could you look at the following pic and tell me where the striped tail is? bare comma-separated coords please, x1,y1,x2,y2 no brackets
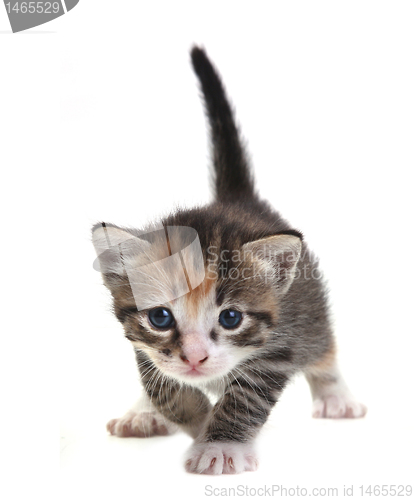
191,46,255,202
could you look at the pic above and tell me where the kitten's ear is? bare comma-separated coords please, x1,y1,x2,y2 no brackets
92,223,151,275
242,234,302,295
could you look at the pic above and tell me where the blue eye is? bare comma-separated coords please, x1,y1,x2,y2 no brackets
148,308,175,329
219,309,242,329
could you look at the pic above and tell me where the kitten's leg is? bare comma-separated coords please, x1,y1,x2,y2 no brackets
106,392,179,438
185,368,290,474
305,345,367,418
138,353,212,439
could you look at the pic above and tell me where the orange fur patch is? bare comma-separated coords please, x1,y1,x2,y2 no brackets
307,342,337,375
184,273,216,318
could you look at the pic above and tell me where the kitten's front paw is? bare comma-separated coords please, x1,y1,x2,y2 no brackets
107,411,178,438
185,442,258,475
312,394,367,419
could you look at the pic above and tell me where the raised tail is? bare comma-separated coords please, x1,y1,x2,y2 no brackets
191,46,255,202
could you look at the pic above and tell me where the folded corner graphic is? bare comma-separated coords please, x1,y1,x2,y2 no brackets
93,226,206,311
64,0,78,11
3,0,79,33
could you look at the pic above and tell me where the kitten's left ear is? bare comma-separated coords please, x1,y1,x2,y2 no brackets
242,234,302,295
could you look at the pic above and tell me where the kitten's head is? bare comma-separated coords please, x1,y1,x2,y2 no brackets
92,212,301,386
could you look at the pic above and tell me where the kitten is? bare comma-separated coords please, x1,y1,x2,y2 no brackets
92,46,366,475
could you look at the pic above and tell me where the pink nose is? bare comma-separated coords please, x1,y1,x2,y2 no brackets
180,351,209,367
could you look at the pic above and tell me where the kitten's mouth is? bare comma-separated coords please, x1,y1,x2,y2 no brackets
185,367,204,377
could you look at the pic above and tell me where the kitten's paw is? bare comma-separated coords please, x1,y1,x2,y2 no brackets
107,411,178,438
185,442,258,475
312,394,367,419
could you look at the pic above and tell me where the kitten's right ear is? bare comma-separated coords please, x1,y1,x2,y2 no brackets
242,233,302,296
92,223,151,275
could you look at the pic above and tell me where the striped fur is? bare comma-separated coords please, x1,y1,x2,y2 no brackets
93,47,366,474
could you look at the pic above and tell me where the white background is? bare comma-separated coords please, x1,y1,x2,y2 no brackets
1,1,413,499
